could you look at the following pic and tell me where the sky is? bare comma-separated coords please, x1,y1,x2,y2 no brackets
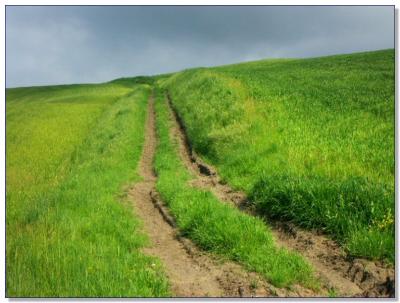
6,6,394,88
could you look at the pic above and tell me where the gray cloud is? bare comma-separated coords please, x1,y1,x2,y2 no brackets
6,6,394,87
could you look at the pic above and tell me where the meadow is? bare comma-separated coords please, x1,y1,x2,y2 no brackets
6,83,169,296
161,49,395,262
6,49,394,297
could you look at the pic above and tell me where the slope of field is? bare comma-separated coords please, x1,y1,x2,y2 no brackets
6,83,169,296
161,49,395,262
6,49,395,298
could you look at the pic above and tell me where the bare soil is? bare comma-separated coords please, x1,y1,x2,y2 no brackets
166,93,395,298
128,95,296,297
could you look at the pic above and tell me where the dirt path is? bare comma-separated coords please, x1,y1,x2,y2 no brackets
165,93,395,298
128,94,287,297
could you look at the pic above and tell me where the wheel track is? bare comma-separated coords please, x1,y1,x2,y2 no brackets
128,94,288,297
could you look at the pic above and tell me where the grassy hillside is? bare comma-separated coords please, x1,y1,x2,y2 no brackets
161,49,395,262
6,49,394,297
6,83,169,296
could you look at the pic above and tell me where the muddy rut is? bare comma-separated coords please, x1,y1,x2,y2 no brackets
128,95,286,297
165,93,395,298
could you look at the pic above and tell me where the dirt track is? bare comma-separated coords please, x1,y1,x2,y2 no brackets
165,93,395,298
128,94,290,297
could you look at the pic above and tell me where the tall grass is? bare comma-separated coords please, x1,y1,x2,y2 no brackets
162,49,395,262
153,88,316,289
6,83,170,296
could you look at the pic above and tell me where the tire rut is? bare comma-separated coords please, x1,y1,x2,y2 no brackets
165,92,395,298
128,94,278,297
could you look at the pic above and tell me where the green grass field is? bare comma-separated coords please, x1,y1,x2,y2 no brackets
162,49,394,262
6,83,170,296
6,49,395,297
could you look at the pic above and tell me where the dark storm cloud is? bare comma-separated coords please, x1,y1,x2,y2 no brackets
6,6,394,87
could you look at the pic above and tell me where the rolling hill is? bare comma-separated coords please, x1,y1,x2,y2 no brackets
6,49,394,297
